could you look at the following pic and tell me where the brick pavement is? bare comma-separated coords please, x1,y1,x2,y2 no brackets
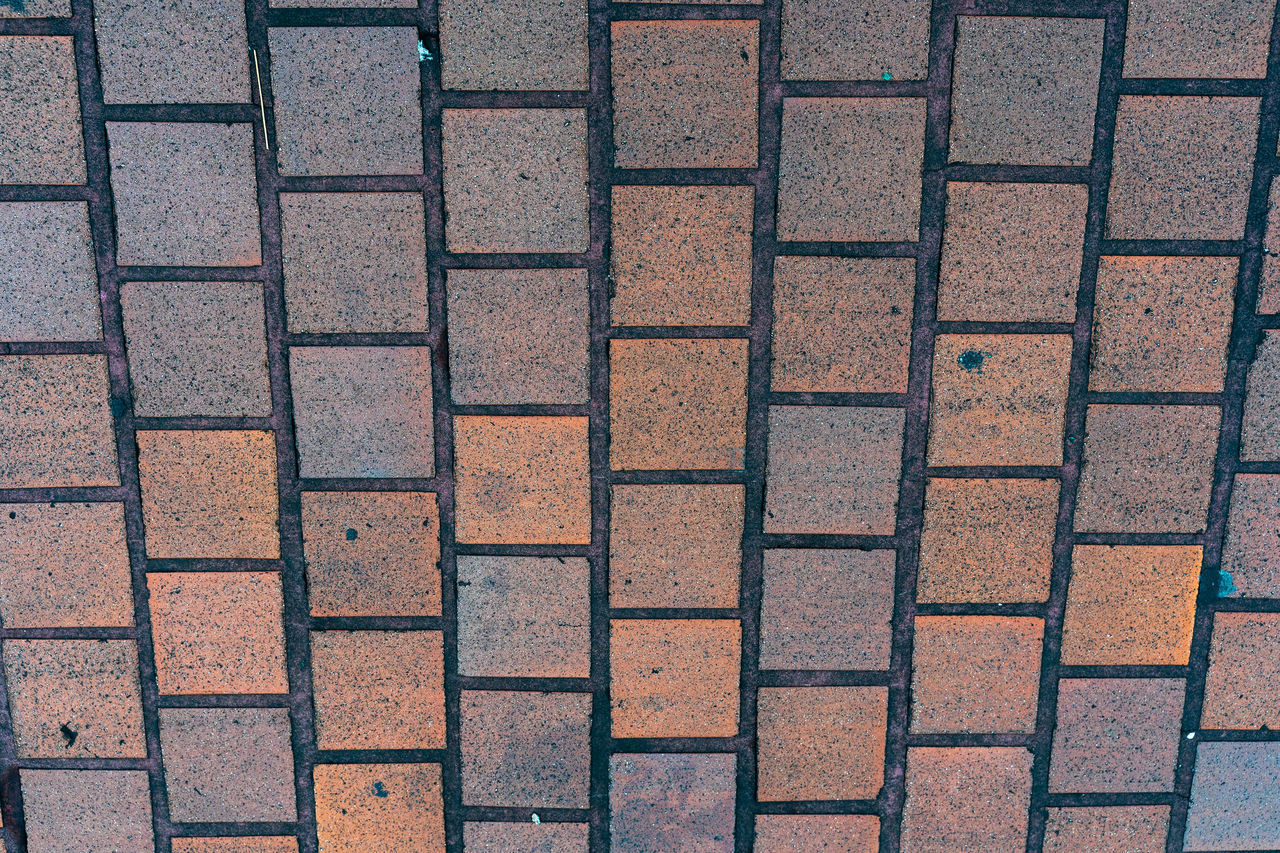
2,0,1280,850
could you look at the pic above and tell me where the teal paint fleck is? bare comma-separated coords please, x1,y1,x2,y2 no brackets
1218,569,1238,597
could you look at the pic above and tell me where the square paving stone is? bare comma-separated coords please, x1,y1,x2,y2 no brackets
136,430,279,558
280,193,429,334
442,109,588,253
268,26,421,176
107,122,261,266
756,686,888,801
949,16,1103,166
610,338,748,470
937,182,1088,323
301,491,441,617
0,502,134,629
0,36,85,184
0,355,119,488
781,0,930,81
453,415,590,545
314,763,444,853
1074,405,1220,533
1061,545,1201,666
1201,612,1280,729
93,0,248,103
1260,180,1280,312
759,549,895,670
148,571,289,695
457,556,591,678
439,0,587,91
1241,330,1280,460
901,747,1032,853
1221,474,1280,597
764,405,904,535
610,484,743,609
159,707,296,822
289,346,435,479
460,690,591,808
927,334,1073,466
1044,806,1169,853
22,770,153,853
0,202,100,342
1185,742,1280,850
777,97,925,241
121,281,271,417
3,639,145,759
611,21,758,168
754,815,880,853
1049,678,1184,793
610,185,754,327
610,618,740,738
311,630,445,749
1124,0,1273,79
609,753,735,853
1107,96,1259,240
771,256,915,393
447,268,589,404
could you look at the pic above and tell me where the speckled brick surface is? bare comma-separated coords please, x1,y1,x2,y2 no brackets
5,1,1280,851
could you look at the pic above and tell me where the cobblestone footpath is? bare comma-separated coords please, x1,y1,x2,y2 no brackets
2,0,1280,850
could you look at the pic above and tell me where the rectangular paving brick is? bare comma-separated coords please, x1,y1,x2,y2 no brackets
0,202,100,342
22,770,154,853
754,815,880,853
1184,742,1280,851
172,840,299,853
1241,330,1280,460
1044,806,1170,853
1124,0,1273,78
0,36,86,185
1221,473,1280,597
1201,612,1280,729
464,823,588,851
438,0,587,91
314,763,444,853
781,0,930,81
609,753,735,853
901,747,1033,853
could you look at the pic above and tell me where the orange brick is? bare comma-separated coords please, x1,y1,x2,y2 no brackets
1044,806,1169,853
754,815,880,852
1201,612,1280,729
172,839,298,853
756,686,887,801
314,763,444,853
901,747,1032,853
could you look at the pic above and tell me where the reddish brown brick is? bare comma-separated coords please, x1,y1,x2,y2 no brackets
949,16,1103,166
159,708,296,822
910,616,1043,734
1222,474,1280,597
453,415,590,545
106,122,260,266
279,193,429,334
759,549,894,670
754,815,880,853
609,753,735,852
937,182,1087,322
0,202,99,342
927,334,1073,466
1043,806,1170,853
121,281,271,417
1107,96,1259,240
148,571,289,695
1049,678,1183,793
311,630,445,749
22,770,153,853
0,36,85,184
314,763,444,853
609,484,743,609
290,346,435,479
438,0,587,91
757,686,887,801
456,556,590,678
301,491,441,617
1061,545,1201,666
610,338,748,471
777,97,925,241
3,639,144,759
610,618,740,738
1201,612,1280,729
611,21,758,169
781,0,929,81
901,747,1033,853
1090,256,1236,392
460,690,591,808
610,185,753,327
137,430,279,558
1124,0,1273,78
0,502,133,629
764,405,904,535
463,823,587,852
442,109,588,253
446,269,589,404
771,256,915,393
1242,331,1280,460
268,27,422,176
0,355,118,488
917,478,1059,604
1261,180,1280,312
1074,405,1220,533
172,839,298,853
1184,742,1280,850
93,0,247,103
